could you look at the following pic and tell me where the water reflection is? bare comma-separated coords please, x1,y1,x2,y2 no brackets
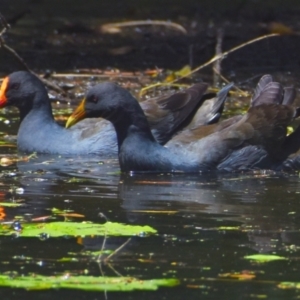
16,155,300,218
0,151,297,298
14,155,300,256
118,171,296,219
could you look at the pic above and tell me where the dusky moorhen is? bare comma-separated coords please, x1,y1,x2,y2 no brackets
0,71,224,155
66,75,299,173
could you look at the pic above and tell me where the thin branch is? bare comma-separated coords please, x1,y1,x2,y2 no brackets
1,43,31,72
97,233,107,263
212,67,249,97
172,33,279,83
101,20,187,35
139,83,189,97
97,212,109,262
0,11,64,94
0,43,64,94
106,262,124,277
104,238,132,263
140,33,279,95
213,28,223,86
0,11,10,35
51,72,139,79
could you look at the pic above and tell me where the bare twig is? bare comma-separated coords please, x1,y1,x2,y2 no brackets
38,76,65,94
0,11,10,34
172,33,279,83
106,263,124,277
97,261,107,300
97,234,107,263
96,212,109,262
212,67,249,97
104,238,132,263
139,83,189,97
213,28,223,86
0,11,65,94
0,42,64,94
101,20,187,35
1,43,31,71
140,33,279,95
51,72,139,79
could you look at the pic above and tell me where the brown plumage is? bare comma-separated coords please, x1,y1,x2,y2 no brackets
66,74,300,172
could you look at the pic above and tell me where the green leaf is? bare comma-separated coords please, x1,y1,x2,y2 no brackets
244,254,287,262
0,202,22,207
218,226,239,230
0,221,157,237
0,274,179,291
278,282,300,289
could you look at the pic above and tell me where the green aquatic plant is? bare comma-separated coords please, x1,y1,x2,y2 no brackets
0,202,22,207
244,254,287,262
0,221,157,237
0,273,179,291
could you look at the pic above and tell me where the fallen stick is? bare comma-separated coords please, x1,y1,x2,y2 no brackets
0,11,65,94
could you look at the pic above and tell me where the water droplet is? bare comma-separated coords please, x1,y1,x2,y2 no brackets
15,188,24,194
39,233,50,241
34,178,47,182
11,221,22,231
37,260,44,266
7,172,17,177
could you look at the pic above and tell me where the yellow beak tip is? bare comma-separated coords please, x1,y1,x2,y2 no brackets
66,98,86,129
65,117,76,129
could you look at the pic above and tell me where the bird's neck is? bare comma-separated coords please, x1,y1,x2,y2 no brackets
19,90,54,122
112,105,156,150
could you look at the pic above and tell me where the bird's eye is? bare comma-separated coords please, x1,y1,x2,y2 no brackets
91,96,98,103
10,83,20,90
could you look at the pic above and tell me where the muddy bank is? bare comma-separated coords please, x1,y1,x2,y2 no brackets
1,0,300,79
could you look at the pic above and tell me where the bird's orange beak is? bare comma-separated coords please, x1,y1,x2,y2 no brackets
66,98,87,128
0,77,9,108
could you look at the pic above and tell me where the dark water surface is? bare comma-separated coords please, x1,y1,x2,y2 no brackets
1,0,300,298
0,110,300,299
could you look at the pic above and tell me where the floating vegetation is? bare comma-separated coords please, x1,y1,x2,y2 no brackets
0,221,157,238
244,254,287,263
0,202,22,207
219,271,256,280
0,273,179,291
278,282,300,289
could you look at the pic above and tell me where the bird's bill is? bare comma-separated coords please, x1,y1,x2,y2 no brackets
65,98,87,128
0,77,9,108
